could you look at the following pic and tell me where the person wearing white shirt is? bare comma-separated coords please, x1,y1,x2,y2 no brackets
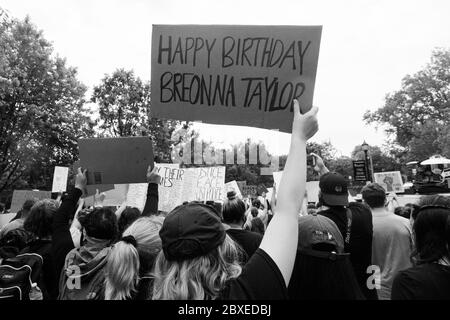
361,183,413,300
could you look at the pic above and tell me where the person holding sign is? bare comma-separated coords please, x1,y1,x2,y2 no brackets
153,100,318,299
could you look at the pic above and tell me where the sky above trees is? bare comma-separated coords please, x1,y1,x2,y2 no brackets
2,0,450,156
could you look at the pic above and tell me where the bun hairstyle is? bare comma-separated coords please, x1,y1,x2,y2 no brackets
222,190,246,224
104,216,164,300
227,190,237,200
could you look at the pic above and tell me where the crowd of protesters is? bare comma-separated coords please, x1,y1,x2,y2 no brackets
0,99,449,300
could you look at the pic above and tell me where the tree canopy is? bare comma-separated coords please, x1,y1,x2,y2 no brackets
91,69,183,162
364,48,450,160
0,15,94,192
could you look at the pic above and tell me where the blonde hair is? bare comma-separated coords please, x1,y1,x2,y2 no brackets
104,216,164,300
152,234,243,300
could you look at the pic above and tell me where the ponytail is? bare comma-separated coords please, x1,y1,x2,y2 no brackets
104,240,140,300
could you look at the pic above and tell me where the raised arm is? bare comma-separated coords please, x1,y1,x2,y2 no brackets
52,168,86,277
142,165,161,216
259,100,318,286
310,152,329,176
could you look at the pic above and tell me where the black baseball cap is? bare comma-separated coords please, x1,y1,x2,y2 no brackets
319,172,349,206
159,203,226,261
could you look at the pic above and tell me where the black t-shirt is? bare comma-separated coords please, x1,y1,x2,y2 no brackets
219,248,288,300
391,263,450,300
226,229,263,260
318,202,376,300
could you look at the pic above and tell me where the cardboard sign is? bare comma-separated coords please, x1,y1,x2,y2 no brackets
84,184,129,208
0,213,16,228
154,163,184,212
52,166,69,192
73,158,125,197
152,165,226,213
225,180,242,198
374,171,405,193
126,183,148,211
236,181,247,194
10,190,52,213
353,160,368,182
78,137,154,185
151,25,322,133
306,181,320,204
242,185,258,198
185,166,226,203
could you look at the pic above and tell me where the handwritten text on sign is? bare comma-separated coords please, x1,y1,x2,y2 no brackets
151,25,322,132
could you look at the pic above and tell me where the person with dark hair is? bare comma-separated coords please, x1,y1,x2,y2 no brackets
222,190,262,261
251,198,269,229
311,153,377,300
0,199,36,239
117,207,141,236
391,197,450,299
410,195,450,227
249,207,265,235
361,183,412,300
288,214,365,300
20,199,60,299
58,203,118,300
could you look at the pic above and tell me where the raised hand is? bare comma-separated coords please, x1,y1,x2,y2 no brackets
75,167,87,195
147,165,161,185
310,152,329,175
291,99,318,142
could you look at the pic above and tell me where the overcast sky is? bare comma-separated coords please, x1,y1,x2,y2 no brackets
3,0,450,156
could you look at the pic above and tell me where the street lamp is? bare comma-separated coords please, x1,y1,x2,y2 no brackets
361,141,373,182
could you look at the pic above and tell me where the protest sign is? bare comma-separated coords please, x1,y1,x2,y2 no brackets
184,166,226,203
154,163,184,212
306,181,320,203
236,181,247,194
10,190,52,213
242,185,258,198
257,184,268,195
72,159,124,197
84,184,129,208
52,166,69,192
78,137,154,185
0,213,15,228
353,160,368,182
126,183,148,211
225,180,242,198
374,171,405,193
151,25,322,133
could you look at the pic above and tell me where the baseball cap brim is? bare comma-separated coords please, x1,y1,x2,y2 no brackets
321,193,349,206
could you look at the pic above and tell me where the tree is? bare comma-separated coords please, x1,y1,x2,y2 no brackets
328,156,354,179
364,48,450,158
351,144,401,173
91,69,182,161
0,15,94,192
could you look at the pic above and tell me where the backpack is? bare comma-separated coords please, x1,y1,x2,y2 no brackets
0,228,35,260
58,247,110,300
0,253,44,300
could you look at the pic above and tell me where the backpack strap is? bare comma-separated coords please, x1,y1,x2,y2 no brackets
345,208,352,245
